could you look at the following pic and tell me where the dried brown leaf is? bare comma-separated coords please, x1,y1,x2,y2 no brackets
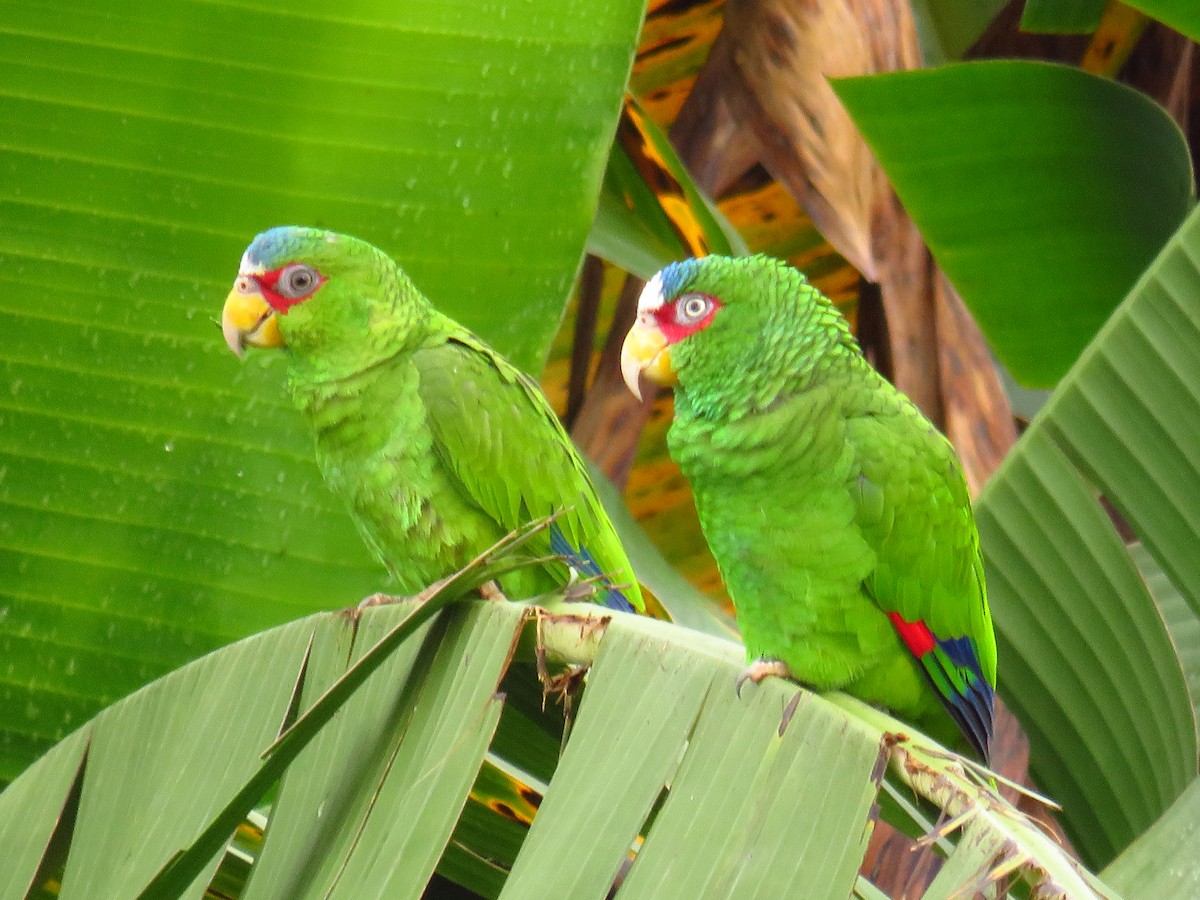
718,0,922,280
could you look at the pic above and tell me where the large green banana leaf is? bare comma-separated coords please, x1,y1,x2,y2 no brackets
974,203,1200,867
834,61,1194,387
0,0,647,783
0,573,1112,899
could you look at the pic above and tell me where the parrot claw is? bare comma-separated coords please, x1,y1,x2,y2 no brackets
735,659,792,698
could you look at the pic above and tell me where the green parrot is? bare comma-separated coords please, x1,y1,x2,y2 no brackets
221,225,643,614
620,255,995,758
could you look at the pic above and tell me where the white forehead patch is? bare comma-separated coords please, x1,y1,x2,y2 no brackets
239,248,266,276
637,272,665,313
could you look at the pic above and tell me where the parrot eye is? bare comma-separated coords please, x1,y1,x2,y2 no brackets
676,293,713,325
276,264,322,300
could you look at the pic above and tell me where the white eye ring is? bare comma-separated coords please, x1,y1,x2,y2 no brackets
278,264,320,299
676,293,711,324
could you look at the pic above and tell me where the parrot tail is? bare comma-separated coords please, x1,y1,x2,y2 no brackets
888,613,995,761
929,634,995,762
549,526,637,614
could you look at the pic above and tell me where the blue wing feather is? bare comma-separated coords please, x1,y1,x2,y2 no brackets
549,525,636,614
927,635,994,761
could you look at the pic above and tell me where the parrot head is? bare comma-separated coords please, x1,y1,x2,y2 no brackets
621,254,845,404
222,226,419,372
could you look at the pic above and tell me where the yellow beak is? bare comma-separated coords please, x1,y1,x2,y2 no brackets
620,315,675,401
222,277,283,356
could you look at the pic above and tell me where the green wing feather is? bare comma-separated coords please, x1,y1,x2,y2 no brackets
845,369,997,755
847,375,997,686
414,328,643,612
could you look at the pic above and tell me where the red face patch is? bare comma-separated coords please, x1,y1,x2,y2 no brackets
653,292,722,344
253,263,326,313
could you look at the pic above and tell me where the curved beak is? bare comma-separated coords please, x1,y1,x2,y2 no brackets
222,276,283,356
620,315,675,401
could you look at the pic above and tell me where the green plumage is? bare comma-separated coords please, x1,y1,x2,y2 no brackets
635,255,995,755
229,226,643,611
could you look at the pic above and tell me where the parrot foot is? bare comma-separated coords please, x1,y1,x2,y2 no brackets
735,659,792,698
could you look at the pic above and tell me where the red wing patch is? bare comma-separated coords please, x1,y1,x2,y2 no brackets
887,611,937,658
